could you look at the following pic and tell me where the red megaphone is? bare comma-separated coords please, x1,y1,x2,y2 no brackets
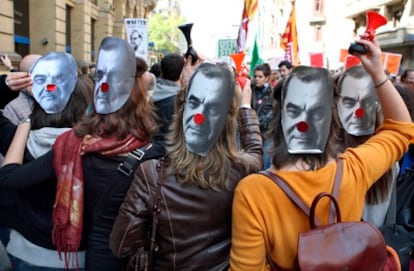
230,52,247,88
348,11,387,55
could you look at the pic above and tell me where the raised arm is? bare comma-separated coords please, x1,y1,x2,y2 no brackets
238,79,264,172
354,37,411,122
2,118,30,165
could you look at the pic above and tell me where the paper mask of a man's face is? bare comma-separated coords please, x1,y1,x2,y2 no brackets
337,75,377,136
30,52,78,114
182,63,234,156
281,69,333,154
94,37,136,114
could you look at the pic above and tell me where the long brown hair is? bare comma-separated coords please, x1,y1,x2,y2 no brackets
268,66,342,170
74,58,158,141
336,66,393,204
165,63,259,191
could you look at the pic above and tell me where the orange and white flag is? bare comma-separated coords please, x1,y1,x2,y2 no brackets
280,1,299,66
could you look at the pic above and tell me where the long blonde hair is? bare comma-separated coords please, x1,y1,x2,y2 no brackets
165,64,258,191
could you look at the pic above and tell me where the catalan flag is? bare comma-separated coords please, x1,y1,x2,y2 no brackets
236,0,259,53
280,1,299,66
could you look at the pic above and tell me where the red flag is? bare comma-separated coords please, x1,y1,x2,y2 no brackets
310,52,324,67
344,55,361,69
280,1,299,66
236,0,259,53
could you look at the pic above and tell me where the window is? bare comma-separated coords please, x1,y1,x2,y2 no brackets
66,5,72,53
14,0,30,56
91,18,96,61
313,0,324,15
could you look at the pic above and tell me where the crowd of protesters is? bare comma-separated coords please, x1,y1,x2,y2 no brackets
0,31,413,271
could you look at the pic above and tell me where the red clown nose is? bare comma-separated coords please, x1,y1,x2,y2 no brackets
355,108,365,118
46,84,56,92
194,113,205,125
296,121,309,132
101,82,109,92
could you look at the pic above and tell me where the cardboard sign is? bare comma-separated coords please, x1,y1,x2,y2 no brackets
310,52,324,67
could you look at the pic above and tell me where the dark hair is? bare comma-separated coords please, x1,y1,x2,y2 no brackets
278,60,293,70
268,66,341,170
262,63,272,77
149,62,161,77
253,64,270,77
395,83,414,121
31,76,93,129
400,68,414,83
161,53,185,81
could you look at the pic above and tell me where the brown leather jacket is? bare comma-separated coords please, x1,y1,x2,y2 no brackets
110,108,263,270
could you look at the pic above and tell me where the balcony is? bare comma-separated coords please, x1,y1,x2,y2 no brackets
309,15,326,26
344,0,402,18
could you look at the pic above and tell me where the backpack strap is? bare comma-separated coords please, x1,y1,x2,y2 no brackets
117,143,153,176
260,159,343,224
91,143,153,224
262,159,344,270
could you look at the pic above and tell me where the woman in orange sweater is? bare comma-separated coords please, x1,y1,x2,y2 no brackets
229,37,414,270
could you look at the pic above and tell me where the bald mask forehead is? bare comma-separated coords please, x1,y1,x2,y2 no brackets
337,75,377,136
183,65,234,156
30,52,78,114
94,37,136,114
281,75,333,154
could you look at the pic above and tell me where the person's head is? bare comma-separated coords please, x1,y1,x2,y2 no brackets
130,30,143,51
94,37,136,114
180,63,235,156
395,84,414,121
253,65,269,88
269,66,340,170
142,71,156,92
400,68,414,91
336,65,378,136
88,63,96,78
270,69,280,82
30,52,78,114
160,53,185,82
75,37,157,141
166,63,250,190
278,60,293,79
149,62,161,78
281,66,333,153
31,76,93,130
19,54,42,72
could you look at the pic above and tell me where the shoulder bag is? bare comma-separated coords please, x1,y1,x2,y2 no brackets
122,157,165,271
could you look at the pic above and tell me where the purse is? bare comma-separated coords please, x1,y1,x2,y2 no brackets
122,157,165,271
261,160,390,271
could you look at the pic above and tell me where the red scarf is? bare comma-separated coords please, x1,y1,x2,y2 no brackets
52,129,147,264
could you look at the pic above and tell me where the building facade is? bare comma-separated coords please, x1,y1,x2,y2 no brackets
345,0,414,69
0,0,157,72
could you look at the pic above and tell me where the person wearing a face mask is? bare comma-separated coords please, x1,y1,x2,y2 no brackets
110,62,263,271
0,37,159,271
